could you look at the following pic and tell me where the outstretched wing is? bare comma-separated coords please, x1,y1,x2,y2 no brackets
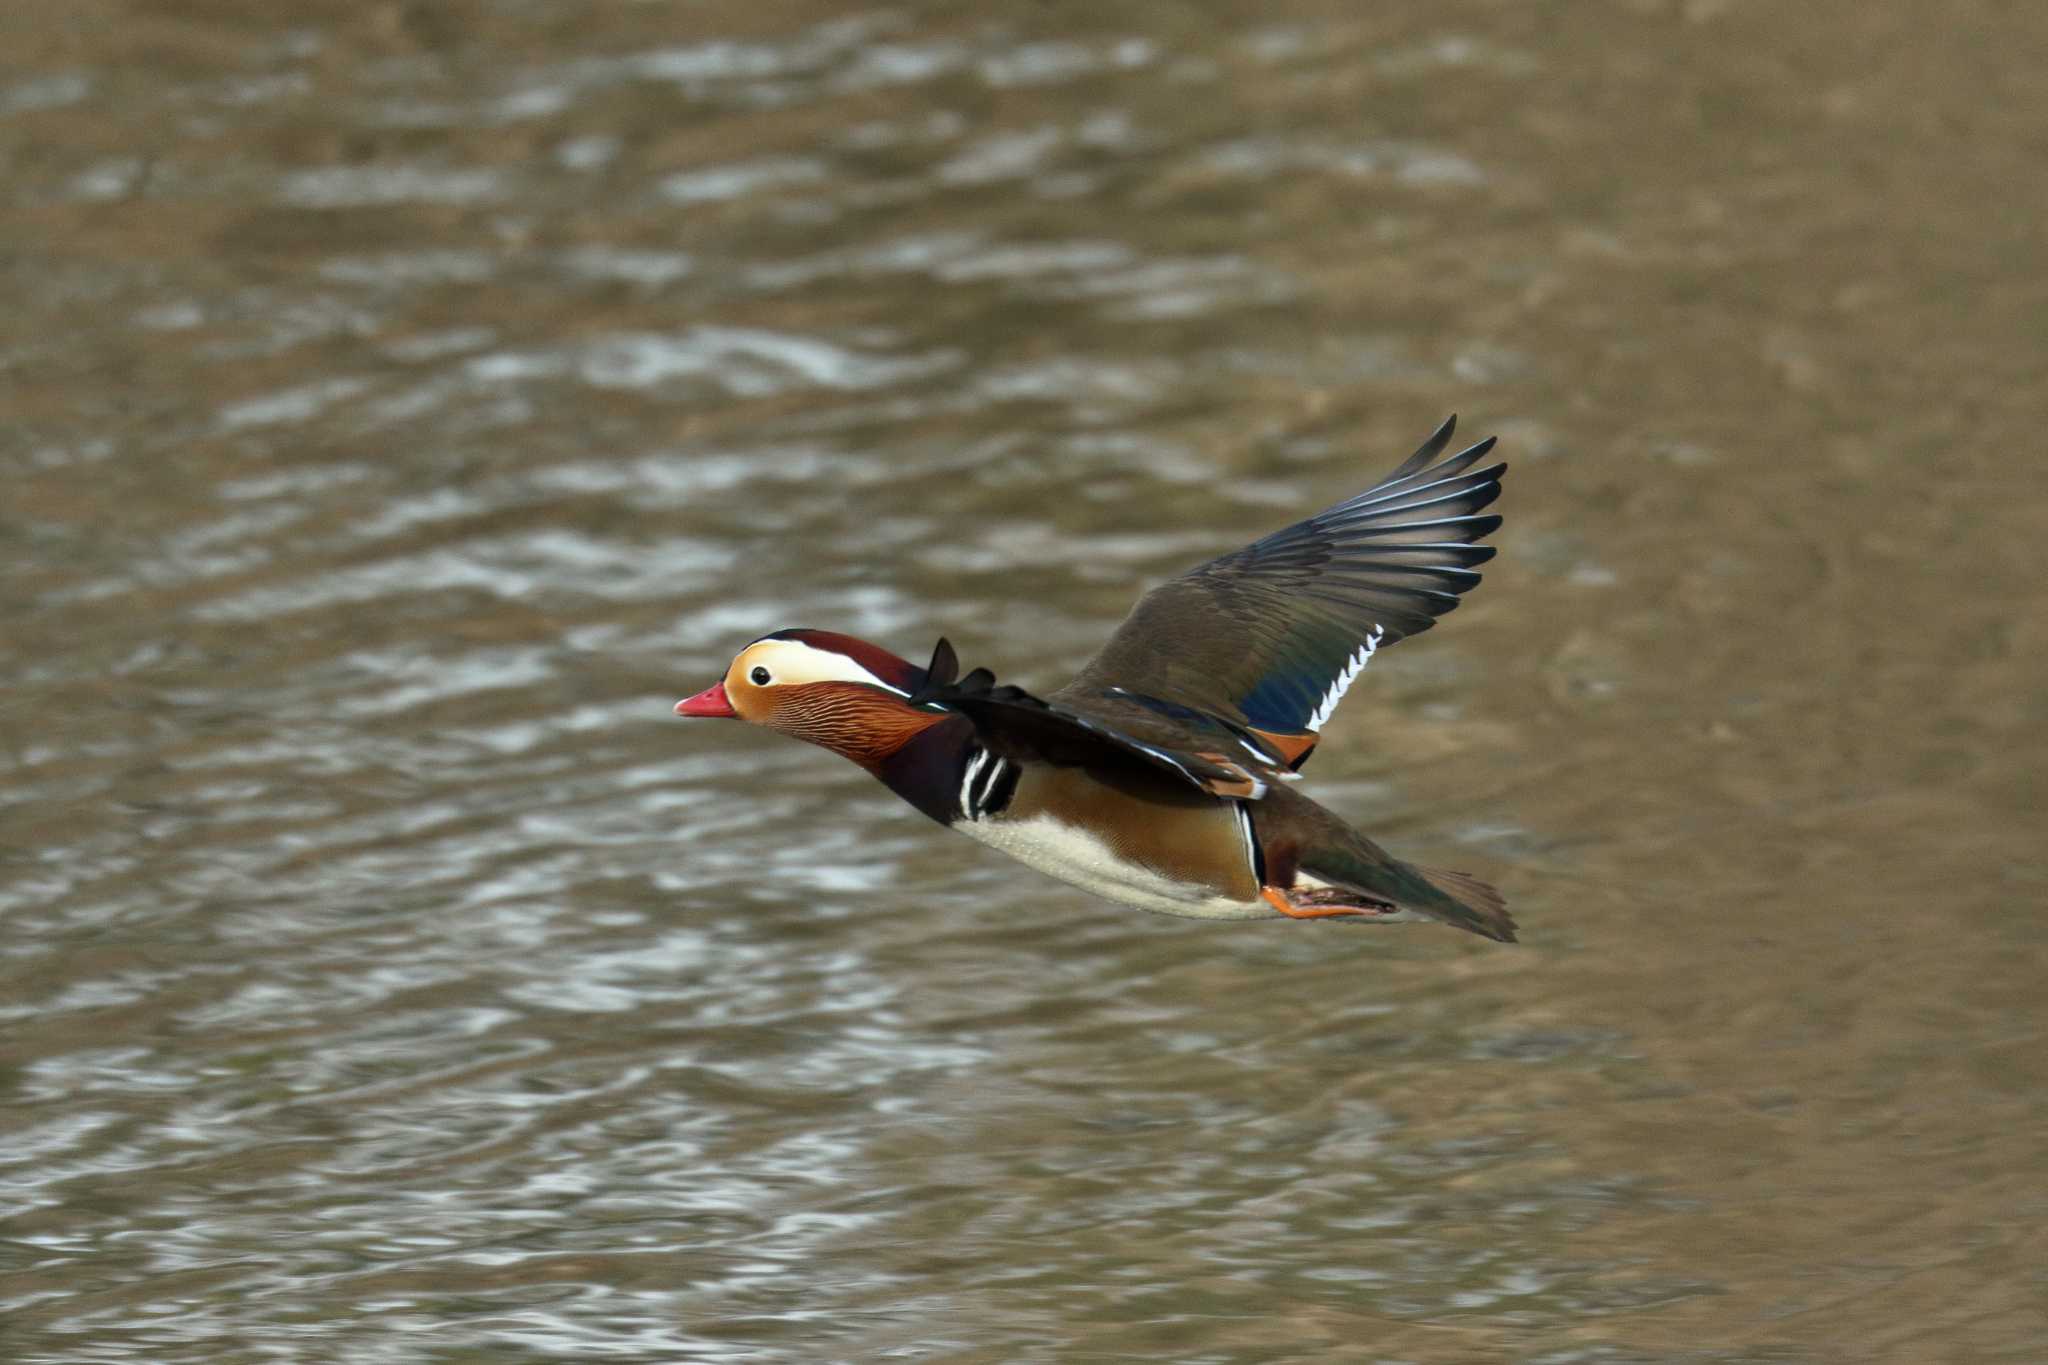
909,639,1293,799
1050,416,1504,764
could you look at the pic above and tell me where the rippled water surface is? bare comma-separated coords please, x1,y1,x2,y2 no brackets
5,3,2046,1361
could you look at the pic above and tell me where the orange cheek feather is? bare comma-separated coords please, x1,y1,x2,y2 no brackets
768,684,948,766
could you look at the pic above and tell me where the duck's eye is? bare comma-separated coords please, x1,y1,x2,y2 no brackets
749,666,772,686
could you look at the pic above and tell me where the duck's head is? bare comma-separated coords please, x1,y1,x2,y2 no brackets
675,629,941,766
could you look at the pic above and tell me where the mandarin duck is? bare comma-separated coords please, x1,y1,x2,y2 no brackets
676,417,1515,941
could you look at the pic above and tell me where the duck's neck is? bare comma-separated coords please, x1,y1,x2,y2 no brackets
868,712,980,825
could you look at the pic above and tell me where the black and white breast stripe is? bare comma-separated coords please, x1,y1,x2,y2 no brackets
1237,802,1265,884
956,746,1019,823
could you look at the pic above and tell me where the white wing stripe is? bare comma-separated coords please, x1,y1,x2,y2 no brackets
1305,624,1384,732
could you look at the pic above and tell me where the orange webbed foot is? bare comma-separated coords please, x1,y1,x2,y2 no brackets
1260,886,1395,921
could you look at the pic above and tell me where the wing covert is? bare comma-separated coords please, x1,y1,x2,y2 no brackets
1052,416,1505,756
910,639,1295,799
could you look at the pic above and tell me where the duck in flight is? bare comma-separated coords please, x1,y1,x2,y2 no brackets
675,416,1514,942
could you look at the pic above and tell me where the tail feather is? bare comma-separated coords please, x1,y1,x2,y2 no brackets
1414,864,1516,943
1253,786,1516,943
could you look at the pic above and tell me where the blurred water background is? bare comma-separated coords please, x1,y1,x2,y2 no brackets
3,2,2045,1361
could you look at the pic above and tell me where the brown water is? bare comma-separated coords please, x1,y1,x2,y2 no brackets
4,3,2045,1361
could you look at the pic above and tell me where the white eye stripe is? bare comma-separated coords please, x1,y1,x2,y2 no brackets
739,639,909,695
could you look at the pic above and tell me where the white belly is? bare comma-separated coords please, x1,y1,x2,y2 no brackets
955,812,1273,921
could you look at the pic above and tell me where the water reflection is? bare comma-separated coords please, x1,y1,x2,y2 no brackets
2,1,2044,1361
